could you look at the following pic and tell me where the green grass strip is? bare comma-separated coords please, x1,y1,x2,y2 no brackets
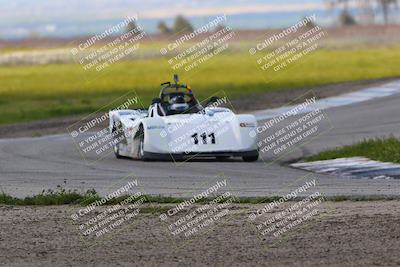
306,136,400,163
0,189,398,206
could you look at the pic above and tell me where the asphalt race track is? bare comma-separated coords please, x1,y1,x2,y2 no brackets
1,83,400,198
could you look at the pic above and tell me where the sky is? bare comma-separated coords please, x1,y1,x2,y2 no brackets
0,0,395,39
0,0,327,20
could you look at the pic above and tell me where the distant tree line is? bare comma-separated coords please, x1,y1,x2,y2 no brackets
326,0,398,25
157,15,224,34
126,3,398,35
157,15,194,34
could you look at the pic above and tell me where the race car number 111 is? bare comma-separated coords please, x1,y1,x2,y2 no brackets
191,133,216,145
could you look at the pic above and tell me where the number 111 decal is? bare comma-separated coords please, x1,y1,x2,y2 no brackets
191,133,216,145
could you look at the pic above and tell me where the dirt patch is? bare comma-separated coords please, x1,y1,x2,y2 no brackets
0,77,397,139
0,201,399,266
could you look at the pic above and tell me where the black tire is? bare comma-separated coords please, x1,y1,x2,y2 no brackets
242,154,259,162
137,125,146,160
112,123,122,159
114,144,122,158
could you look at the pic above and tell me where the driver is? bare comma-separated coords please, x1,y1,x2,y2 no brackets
168,95,189,113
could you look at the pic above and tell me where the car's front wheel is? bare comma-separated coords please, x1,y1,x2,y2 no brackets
243,156,258,162
242,152,259,162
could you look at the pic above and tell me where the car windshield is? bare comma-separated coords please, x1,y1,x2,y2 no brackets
161,92,203,116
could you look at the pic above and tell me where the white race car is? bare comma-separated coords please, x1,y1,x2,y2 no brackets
109,75,259,161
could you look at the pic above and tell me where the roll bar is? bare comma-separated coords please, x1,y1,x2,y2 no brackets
159,74,192,99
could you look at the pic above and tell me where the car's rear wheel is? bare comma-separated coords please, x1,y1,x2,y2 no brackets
137,125,146,160
114,144,122,158
112,123,122,158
